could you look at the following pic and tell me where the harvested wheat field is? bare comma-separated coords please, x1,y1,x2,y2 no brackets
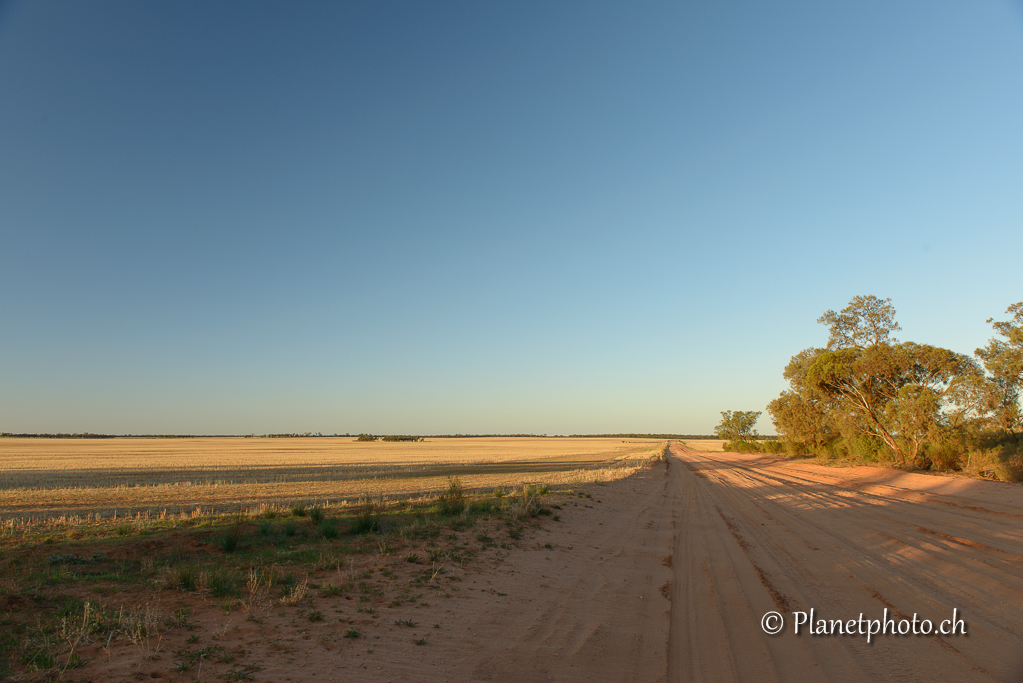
0,437,660,526
1,441,1021,681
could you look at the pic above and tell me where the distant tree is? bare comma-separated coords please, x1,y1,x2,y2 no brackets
715,411,761,442
356,434,377,442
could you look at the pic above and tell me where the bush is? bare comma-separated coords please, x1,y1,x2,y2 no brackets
349,508,379,534
219,523,244,553
783,440,807,457
723,440,760,453
995,457,1023,483
177,565,198,591
318,520,339,539
356,434,377,442
912,455,933,470
291,504,307,517
309,506,325,524
467,498,495,515
516,484,543,518
203,568,235,596
844,435,887,463
989,441,1023,482
761,441,785,455
436,477,465,516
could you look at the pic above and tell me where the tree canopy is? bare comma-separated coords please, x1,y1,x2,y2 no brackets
766,296,1022,479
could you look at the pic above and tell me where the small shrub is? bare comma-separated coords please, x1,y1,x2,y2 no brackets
22,647,55,671
927,440,963,471
279,579,307,606
308,610,323,622
291,504,307,517
404,552,421,564
468,499,495,515
349,508,379,535
220,524,244,553
283,521,299,537
178,565,198,591
343,628,361,638
258,521,273,535
204,569,235,597
318,520,339,539
168,607,193,628
436,477,465,516
116,524,132,537
995,454,1023,482
309,506,325,524
723,440,761,453
517,484,544,517
492,488,506,498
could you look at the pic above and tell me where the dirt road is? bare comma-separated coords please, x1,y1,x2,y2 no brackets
664,443,1023,683
462,443,1023,681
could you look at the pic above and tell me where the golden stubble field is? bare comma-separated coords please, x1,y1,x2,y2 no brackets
0,437,666,527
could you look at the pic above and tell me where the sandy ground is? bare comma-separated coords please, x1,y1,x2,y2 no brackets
55,444,1023,682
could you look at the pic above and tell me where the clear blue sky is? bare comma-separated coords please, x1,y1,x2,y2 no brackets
2,1,1021,435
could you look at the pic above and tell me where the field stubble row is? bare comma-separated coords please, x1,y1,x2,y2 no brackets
0,437,668,528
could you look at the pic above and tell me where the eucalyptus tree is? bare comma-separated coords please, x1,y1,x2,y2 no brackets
975,302,1023,432
715,410,761,443
776,296,979,465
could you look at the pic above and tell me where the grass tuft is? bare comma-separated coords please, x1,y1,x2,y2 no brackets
349,507,379,535
177,565,199,591
436,477,465,516
219,523,244,552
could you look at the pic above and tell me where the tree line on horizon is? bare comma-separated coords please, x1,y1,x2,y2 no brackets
723,295,1023,482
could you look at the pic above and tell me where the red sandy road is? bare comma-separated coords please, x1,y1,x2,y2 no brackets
666,443,1023,682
